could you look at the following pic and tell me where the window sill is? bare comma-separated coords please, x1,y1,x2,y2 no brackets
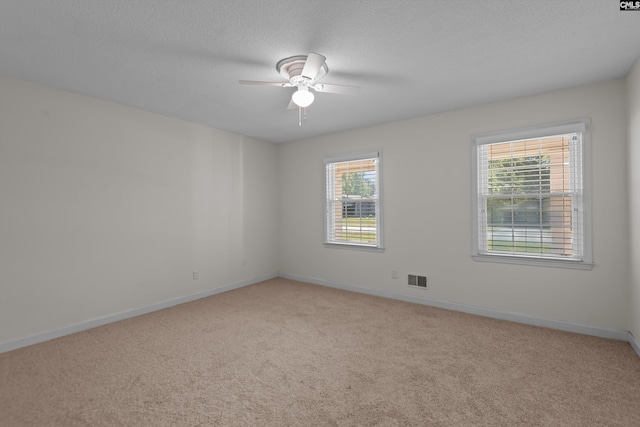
472,254,593,270
324,242,385,253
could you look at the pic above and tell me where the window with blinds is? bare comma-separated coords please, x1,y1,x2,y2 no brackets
472,119,592,269
324,152,383,249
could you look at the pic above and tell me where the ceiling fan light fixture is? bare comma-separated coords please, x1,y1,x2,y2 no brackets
239,52,360,121
292,87,314,107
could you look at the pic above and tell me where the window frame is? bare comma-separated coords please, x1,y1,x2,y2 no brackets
471,118,592,269
323,150,384,251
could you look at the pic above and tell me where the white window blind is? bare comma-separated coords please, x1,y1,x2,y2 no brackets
324,152,382,249
472,119,591,268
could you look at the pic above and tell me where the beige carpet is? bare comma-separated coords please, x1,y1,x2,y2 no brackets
1,278,639,426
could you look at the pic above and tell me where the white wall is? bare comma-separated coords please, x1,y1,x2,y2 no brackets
0,71,634,347
278,79,630,331
629,58,640,342
0,74,278,345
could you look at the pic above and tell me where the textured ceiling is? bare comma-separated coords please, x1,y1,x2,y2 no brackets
1,0,639,143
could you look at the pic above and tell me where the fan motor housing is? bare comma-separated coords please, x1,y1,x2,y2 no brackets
276,55,328,82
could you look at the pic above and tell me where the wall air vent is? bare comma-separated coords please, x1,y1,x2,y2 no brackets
408,274,428,289
418,276,427,288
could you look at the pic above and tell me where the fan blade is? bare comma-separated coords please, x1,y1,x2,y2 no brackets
314,83,360,95
301,53,326,80
238,80,291,87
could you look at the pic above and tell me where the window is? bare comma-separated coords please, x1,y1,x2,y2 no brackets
324,151,383,249
471,119,592,269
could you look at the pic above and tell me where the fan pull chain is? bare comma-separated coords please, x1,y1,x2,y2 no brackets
298,107,308,126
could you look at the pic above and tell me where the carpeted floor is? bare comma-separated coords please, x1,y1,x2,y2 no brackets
1,278,639,426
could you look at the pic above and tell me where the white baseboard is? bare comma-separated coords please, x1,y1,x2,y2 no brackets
278,273,633,343
629,332,640,358
6,273,637,359
0,274,277,354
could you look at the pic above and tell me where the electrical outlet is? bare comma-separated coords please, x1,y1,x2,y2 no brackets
392,269,398,279
192,271,199,280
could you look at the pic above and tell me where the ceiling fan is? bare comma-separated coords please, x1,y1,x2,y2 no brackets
239,53,360,125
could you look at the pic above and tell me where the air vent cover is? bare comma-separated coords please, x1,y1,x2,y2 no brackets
408,274,428,289
418,276,427,287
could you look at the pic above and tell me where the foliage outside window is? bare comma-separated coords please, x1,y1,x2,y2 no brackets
324,152,382,249
472,119,592,269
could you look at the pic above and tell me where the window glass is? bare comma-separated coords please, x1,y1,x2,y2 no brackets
324,153,382,249
472,119,591,269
